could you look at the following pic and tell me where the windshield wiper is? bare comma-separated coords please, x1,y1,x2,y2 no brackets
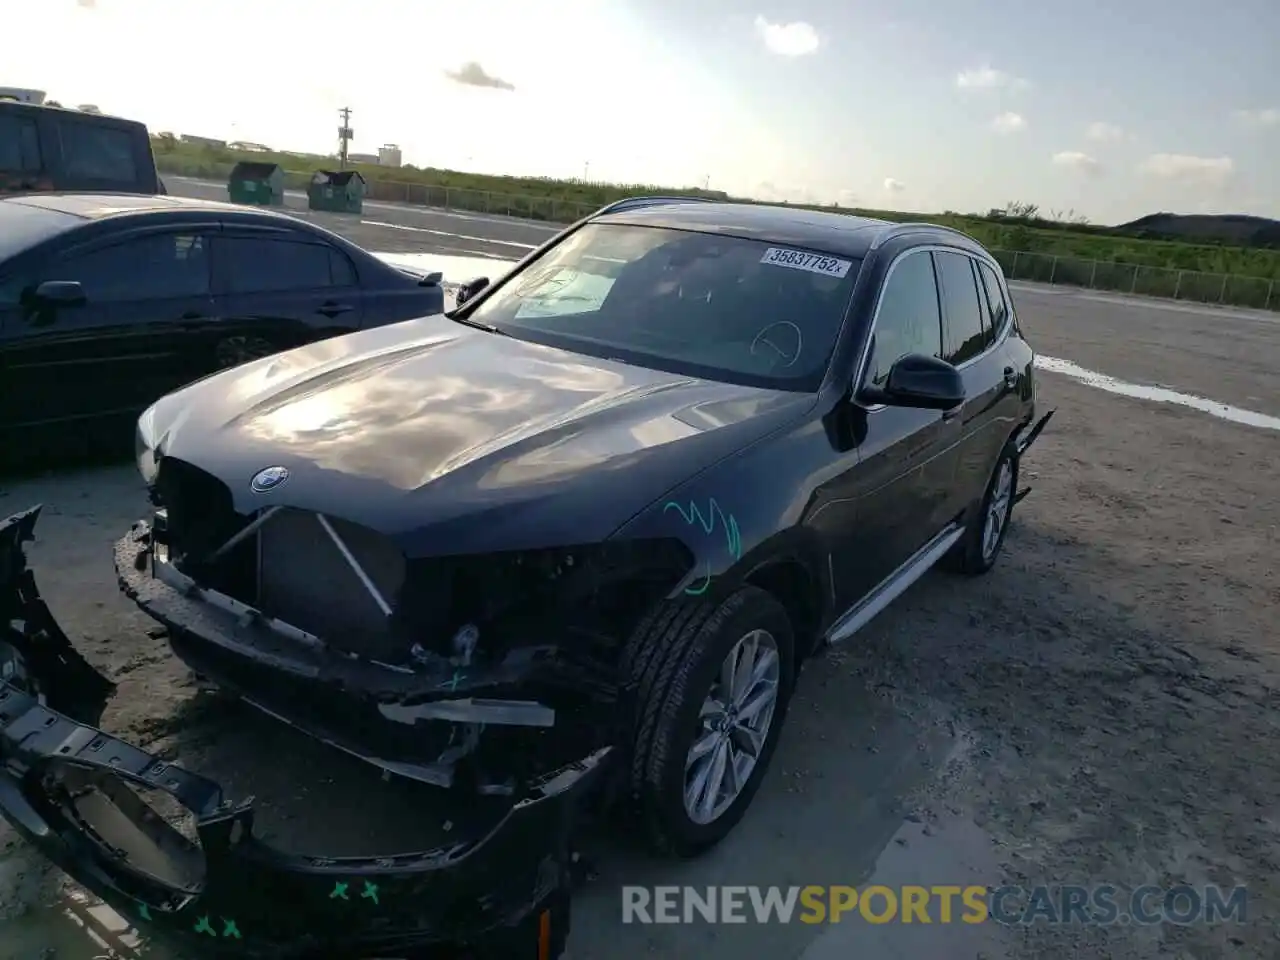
446,311,508,335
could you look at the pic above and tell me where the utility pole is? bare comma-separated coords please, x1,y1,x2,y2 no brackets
337,107,353,169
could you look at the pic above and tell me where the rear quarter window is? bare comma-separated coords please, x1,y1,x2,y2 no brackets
977,260,1010,332
0,115,43,175
58,120,139,184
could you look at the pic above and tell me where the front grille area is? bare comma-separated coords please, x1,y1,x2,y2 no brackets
155,459,407,660
258,508,406,654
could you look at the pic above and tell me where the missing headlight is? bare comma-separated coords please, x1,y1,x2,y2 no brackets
44,762,206,901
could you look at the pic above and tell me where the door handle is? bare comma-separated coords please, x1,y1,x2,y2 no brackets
1003,366,1018,389
318,302,354,318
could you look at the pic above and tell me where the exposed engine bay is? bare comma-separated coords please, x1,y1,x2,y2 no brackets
115,457,692,795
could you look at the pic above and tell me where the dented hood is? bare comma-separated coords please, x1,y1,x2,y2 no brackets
143,318,811,556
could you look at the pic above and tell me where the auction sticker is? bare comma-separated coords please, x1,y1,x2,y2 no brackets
759,247,853,278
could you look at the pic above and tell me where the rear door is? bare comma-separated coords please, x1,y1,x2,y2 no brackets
211,229,365,365
3,228,217,429
933,249,1021,512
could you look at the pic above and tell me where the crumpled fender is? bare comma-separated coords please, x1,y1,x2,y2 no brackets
0,505,601,959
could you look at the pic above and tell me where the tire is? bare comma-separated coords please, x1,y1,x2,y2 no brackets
944,442,1018,576
622,585,796,858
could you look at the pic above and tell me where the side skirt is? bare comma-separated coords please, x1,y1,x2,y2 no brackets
822,523,965,646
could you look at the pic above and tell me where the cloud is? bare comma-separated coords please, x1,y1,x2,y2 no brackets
1052,151,1102,175
1232,107,1280,129
444,62,515,91
955,66,1027,90
1139,153,1234,186
754,15,820,56
883,177,905,193
990,111,1027,134
1085,121,1124,143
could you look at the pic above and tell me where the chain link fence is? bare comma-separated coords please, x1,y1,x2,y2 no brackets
990,249,1276,311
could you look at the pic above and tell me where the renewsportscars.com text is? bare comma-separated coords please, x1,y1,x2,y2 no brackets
621,884,1247,926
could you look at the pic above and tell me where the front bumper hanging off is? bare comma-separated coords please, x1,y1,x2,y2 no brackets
0,505,606,959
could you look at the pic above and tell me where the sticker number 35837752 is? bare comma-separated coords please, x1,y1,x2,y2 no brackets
759,247,854,279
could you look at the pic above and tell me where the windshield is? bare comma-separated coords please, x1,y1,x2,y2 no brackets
462,222,862,392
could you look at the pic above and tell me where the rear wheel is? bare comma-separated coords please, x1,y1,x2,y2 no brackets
623,586,795,857
945,443,1018,576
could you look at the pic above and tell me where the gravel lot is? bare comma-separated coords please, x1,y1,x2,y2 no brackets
1,191,1277,959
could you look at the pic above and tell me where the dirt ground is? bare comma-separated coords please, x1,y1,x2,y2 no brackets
1,227,1278,954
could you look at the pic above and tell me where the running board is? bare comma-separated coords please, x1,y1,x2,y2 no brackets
823,524,965,646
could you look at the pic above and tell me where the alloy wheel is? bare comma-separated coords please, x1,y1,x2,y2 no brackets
982,459,1014,561
683,628,781,825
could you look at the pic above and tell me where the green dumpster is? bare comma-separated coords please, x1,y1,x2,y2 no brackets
307,169,366,214
227,160,285,206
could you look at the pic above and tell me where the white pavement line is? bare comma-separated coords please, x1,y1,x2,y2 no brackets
361,219,538,249
1035,355,1280,431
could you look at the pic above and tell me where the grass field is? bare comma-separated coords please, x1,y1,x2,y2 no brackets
154,138,1280,309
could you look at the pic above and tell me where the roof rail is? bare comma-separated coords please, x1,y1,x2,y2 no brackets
592,195,721,217
868,220,979,251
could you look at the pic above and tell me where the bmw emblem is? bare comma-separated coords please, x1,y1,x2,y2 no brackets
250,466,290,493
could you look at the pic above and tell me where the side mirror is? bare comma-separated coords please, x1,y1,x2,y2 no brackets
861,353,965,411
34,280,87,307
454,276,489,308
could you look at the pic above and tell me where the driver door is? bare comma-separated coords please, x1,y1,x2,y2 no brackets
823,249,964,611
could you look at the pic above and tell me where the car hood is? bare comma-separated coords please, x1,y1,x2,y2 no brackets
146,317,812,556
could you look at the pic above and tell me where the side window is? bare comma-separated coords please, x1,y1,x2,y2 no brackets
58,121,138,183
977,261,1009,333
865,251,942,386
223,237,337,294
329,248,357,286
934,251,991,365
0,116,42,174
50,233,210,302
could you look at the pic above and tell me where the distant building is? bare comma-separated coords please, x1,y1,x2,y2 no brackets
181,134,228,149
378,144,403,167
0,87,46,104
229,140,271,153
77,104,102,114
347,152,380,165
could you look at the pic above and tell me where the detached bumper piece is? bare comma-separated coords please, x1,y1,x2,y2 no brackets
0,505,605,959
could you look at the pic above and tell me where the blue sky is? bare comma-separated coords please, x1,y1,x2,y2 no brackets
13,0,1279,223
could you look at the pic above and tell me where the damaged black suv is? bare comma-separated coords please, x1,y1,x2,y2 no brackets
118,197,1051,860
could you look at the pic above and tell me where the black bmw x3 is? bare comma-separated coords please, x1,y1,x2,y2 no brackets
0,196,1051,957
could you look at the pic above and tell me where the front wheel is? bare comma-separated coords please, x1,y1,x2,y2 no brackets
623,586,796,857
